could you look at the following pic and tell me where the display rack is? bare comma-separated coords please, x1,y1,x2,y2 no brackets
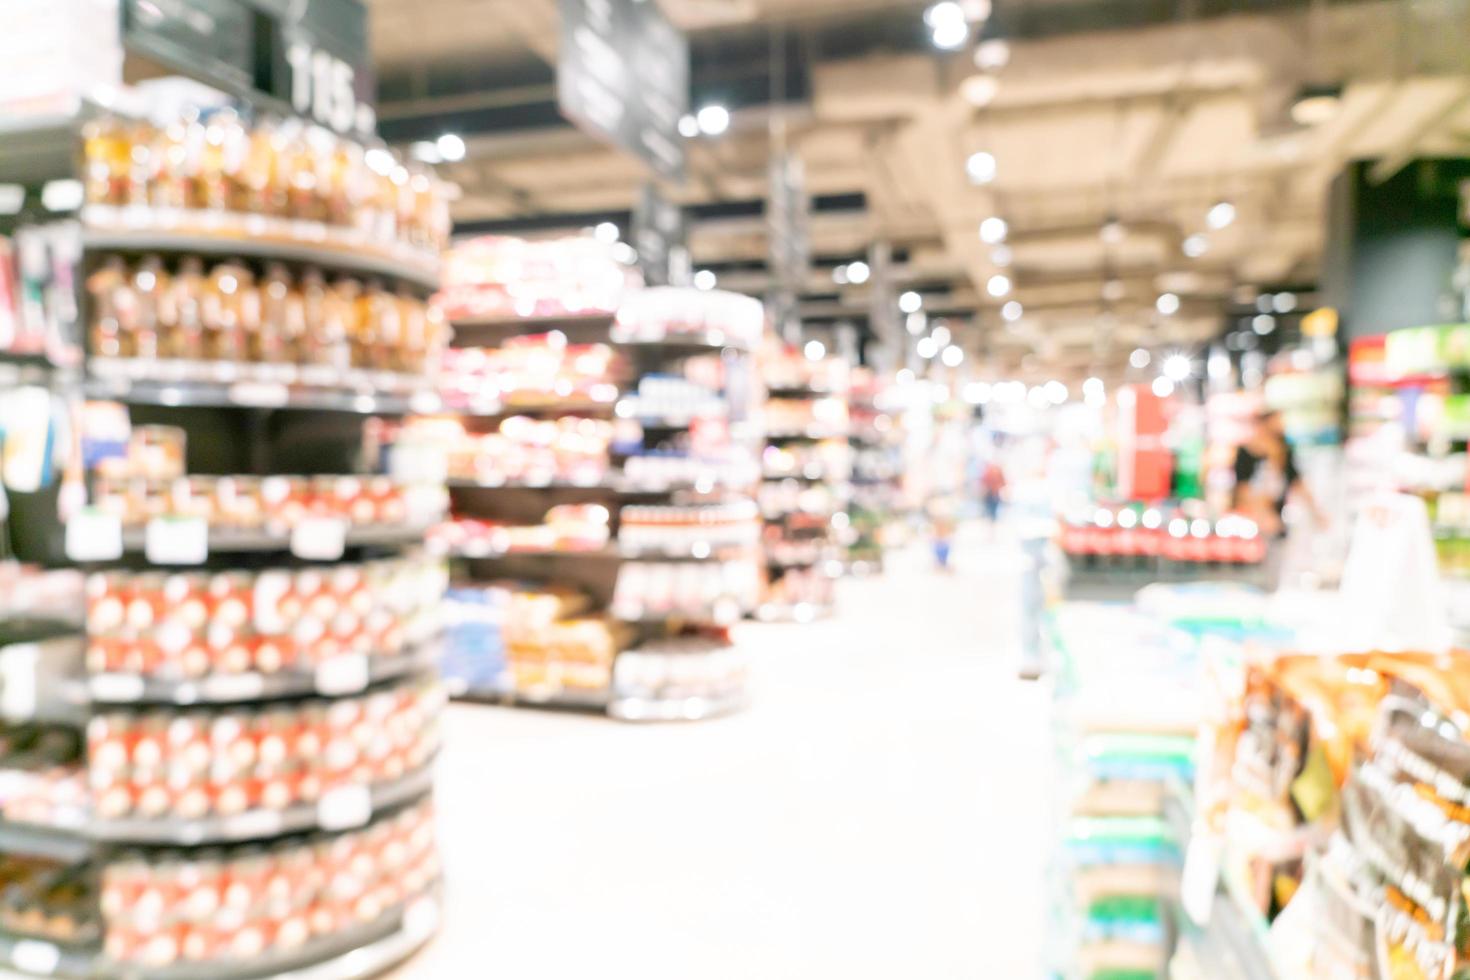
429,254,765,722
756,347,850,621
0,94,447,977
844,368,902,575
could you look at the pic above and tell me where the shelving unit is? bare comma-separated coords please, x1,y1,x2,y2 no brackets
757,349,851,620
430,259,765,721
0,94,447,978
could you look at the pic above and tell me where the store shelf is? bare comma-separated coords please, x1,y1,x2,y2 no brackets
452,686,610,713
617,543,756,561
611,603,747,626
608,691,748,722
754,602,834,623
81,211,442,292
609,332,752,354
0,820,91,863
87,764,436,847
118,522,436,557
82,642,441,707
447,477,617,492
444,543,620,561
765,429,849,442
0,929,95,979
84,360,440,415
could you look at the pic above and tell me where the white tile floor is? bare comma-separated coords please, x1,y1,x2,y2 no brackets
393,541,1053,979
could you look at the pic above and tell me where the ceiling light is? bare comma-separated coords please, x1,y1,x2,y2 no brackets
931,324,952,347
410,141,442,164
963,381,992,405
1001,300,1023,322
364,148,395,176
899,291,923,314
1045,380,1068,404
979,216,1008,244
677,114,700,138
925,1,965,25
932,20,969,49
965,150,997,185
1082,377,1104,401
1100,218,1125,244
941,345,965,367
846,260,871,284
1290,85,1342,127
906,312,928,335
1162,353,1192,382
990,245,1012,268
974,38,1010,71
693,269,717,291
611,243,637,265
1252,314,1276,335
804,340,826,361
916,336,939,359
1156,292,1180,316
696,104,730,136
1272,292,1297,313
1206,200,1236,230
1129,348,1151,369
832,265,849,285
435,133,466,162
1182,234,1208,258
594,221,620,244
1151,376,1175,398
1027,385,1050,409
960,75,999,109
1102,279,1125,302
987,274,1011,297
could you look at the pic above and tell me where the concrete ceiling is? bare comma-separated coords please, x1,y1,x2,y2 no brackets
366,0,1470,381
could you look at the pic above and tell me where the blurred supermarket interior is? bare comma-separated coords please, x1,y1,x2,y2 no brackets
4,0,1470,977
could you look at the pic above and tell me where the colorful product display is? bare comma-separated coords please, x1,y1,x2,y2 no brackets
84,679,442,822
84,556,445,680
81,111,449,255
101,799,439,968
618,375,725,423
611,636,748,707
85,257,448,378
620,452,758,492
1059,504,1266,566
439,338,622,411
436,236,636,322
610,561,760,623
617,502,761,556
611,288,764,351
429,505,612,556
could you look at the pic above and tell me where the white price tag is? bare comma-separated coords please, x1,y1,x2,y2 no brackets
713,598,741,626
0,644,39,720
291,517,348,561
88,673,145,703
201,673,267,702
228,381,290,407
409,390,443,415
222,808,285,840
144,516,209,566
64,509,122,562
11,939,60,975
403,486,447,527
317,784,372,831
314,654,369,696
403,895,440,936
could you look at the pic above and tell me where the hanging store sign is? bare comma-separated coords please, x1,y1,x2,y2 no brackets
632,183,690,287
121,0,376,137
557,0,688,182
766,153,810,291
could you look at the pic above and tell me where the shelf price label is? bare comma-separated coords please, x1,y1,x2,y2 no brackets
314,654,369,696
11,939,60,976
317,784,372,831
0,644,39,721
145,516,210,566
65,509,122,563
291,517,348,562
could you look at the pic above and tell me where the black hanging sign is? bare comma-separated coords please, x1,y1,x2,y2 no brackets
632,183,690,287
557,0,688,181
121,0,377,138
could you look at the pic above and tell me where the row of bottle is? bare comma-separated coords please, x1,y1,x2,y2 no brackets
87,256,450,375
82,110,450,253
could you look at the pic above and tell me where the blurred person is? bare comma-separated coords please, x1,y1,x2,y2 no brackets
979,458,1007,531
928,494,959,571
1233,410,1326,585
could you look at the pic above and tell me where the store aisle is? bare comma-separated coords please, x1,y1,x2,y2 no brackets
400,537,1052,979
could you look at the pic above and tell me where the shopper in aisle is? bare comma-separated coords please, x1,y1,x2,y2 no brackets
1233,410,1326,584
979,458,1006,535
927,493,960,570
